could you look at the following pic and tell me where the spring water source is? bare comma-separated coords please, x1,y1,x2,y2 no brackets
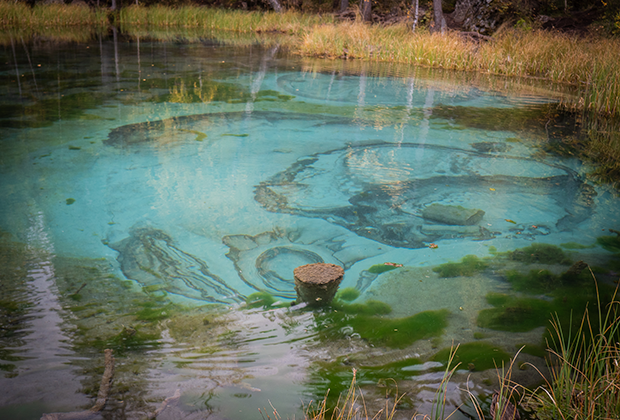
1,34,619,419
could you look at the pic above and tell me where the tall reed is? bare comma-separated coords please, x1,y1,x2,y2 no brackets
119,5,333,34
299,21,620,116
525,278,620,419
0,1,108,27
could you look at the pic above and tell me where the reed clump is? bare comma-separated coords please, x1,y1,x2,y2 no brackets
523,282,620,419
0,1,108,27
119,5,333,34
299,21,620,117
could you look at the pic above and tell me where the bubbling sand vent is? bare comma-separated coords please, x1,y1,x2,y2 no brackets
294,263,344,306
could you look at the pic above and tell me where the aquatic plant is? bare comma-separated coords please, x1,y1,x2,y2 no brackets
245,291,289,309
367,263,401,274
504,268,588,294
318,308,449,349
432,342,511,372
508,243,571,265
597,233,620,253
334,287,360,302
433,255,488,278
523,283,620,419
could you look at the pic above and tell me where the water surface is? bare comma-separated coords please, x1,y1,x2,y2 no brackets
1,33,619,419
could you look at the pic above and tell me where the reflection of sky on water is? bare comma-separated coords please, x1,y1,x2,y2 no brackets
0,38,618,419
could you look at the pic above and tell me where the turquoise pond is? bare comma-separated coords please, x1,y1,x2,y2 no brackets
1,34,619,419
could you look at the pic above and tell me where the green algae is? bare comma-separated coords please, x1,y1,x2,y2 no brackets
508,243,572,265
504,268,589,294
318,309,449,349
66,198,76,205
433,255,488,277
478,282,616,333
367,263,401,274
332,299,392,316
478,293,554,332
308,356,421,408
432,342,511,372
561,241,596,250
597,234,620,253
245,292,289,309
135,301,177,321
519,343,547,358
334,287,360,302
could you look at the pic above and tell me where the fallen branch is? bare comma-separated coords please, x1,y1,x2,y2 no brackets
148,389,181,419
41,349,115,420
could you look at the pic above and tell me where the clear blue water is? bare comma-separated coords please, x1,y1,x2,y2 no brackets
1,34,619,419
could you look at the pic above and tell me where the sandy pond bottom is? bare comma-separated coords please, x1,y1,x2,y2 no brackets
1,37,620,419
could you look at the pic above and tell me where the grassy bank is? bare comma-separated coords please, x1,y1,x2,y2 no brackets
119,4,334,33
297,20,620,117
1,2,618,117
0,1,108,28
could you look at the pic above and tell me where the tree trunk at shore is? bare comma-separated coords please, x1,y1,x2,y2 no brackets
432,0,447,33
340,0,349,13
361,0,371,21
267,0,283,12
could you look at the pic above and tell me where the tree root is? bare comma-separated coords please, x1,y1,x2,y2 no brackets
41,349,115,420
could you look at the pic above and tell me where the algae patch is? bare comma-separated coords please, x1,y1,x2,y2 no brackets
432,342,511,372
433,255,488,278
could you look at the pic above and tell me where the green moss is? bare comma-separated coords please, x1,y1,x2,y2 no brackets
319,309,449,349
473,332,486,339
519,343,547,358
433,255,488,278
432,342,511,372
308,356,420,410
505,269,560,294
335,287,360,302
245,292,276,308
135,302,175,321
66,198,75,205
245,292,289,309
478,282,616,333
368,263,401,274
508,243,571,265
560,242,596,250
597,235,620,253
505,267,589,295
332,299,392,316
477,293,554,332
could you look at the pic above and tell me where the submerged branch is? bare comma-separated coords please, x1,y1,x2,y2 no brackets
41,349,115,420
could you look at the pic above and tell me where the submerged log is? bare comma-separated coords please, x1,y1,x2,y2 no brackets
41,349,115,420
294,263,344,306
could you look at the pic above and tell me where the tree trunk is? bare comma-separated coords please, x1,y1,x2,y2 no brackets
266,0,283,12
340,0,348,13
110,0,116,11
432,0,447,33
361,0,371,21
411,0,419,31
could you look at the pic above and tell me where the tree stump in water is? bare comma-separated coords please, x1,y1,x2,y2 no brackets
294,263,344,306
